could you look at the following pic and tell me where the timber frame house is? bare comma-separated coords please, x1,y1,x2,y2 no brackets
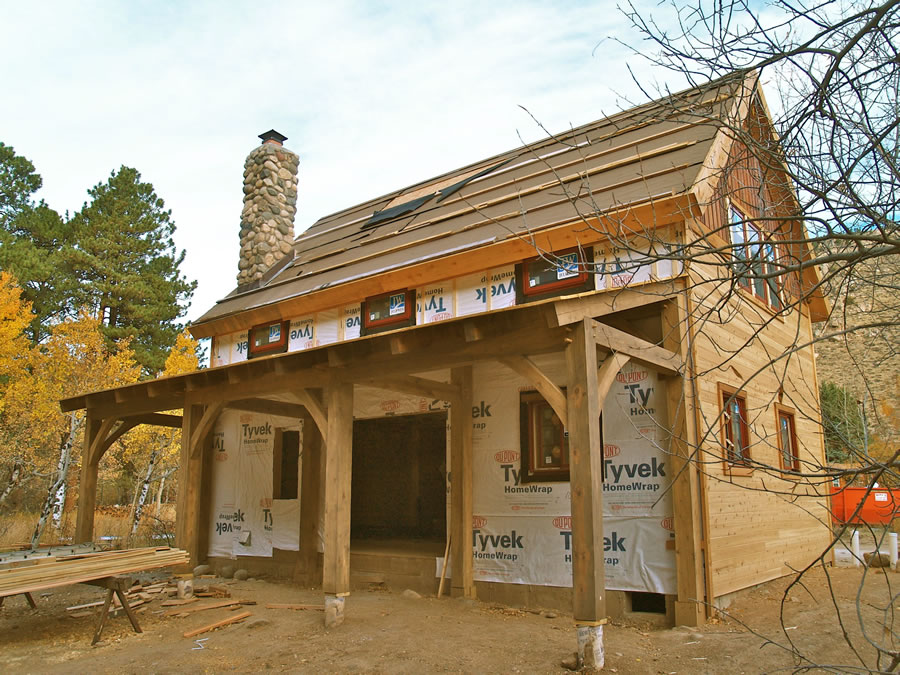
62,72,832,660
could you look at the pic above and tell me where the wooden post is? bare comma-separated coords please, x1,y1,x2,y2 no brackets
74,413,102,543
322,380,353,628
566,318,606,670
450,366,475,599
177,401,210,567
297,411,323,584
662,295,706,626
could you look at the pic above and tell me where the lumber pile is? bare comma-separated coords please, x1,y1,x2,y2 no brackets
0,546,189,597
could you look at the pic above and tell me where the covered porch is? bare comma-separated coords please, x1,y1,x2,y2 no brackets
61,281,705,664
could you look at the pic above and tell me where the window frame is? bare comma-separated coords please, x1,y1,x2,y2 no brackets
775,404,800,473
728,203,784,311
247,319,289,359
360,289,416,335
719,383,752,471
520,390,570,483
515,247,594,303
272,427,300,500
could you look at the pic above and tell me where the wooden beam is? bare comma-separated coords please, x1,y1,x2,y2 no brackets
121,413,182,428
177,402,210,567
500,356,567,424
361,375,460,403
296,411,323,585
189,402,224,460
662,295,706,626
225,398,306,419
552,281,676,327
591,320,682,375
566,318,607,625
322,380,353,612
449,366,475,599
74,413,102,543
87,417,118,466
288,390,328,443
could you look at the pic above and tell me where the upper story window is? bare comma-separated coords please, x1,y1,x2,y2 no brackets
248,320,289,359
361,289,415,335
729,205,783,311
516,247,593,303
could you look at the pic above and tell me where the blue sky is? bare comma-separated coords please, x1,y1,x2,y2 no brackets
0,1,677,321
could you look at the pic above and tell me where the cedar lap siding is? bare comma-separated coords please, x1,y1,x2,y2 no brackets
62,71,830,626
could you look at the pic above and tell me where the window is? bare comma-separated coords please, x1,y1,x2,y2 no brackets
720,384,750,465
516,247,594,303
248,320,289,358
520,391,569,482
776,406,799,472
273,429,300,499
729,205,783,310
361,289,415,335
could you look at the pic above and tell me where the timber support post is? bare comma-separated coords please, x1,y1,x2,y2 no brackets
297,410,323,584
663,294,706,626
322,379,353,628
566,318,607,670
449,366,475,599
177,401,212,567
74,413,102,543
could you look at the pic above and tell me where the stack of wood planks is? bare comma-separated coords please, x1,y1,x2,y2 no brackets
0,546,189,597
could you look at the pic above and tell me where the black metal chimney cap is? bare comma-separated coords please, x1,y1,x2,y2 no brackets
259,129,287,145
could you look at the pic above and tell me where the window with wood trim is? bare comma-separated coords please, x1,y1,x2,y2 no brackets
729,205,783,310
248,320,289,359
720,385,751,465
361,289,415,335
776,406,799,472
273,429,300,499
515,247,594,303
520,391,569,482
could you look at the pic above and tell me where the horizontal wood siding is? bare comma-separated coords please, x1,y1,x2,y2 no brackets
688,259,831,599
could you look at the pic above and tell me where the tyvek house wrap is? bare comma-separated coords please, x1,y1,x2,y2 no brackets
205,359,675,594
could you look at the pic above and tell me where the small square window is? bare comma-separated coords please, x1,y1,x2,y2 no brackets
248,320,289,359
520,391,570,482
516,248,594,303
361,289,415,335
720,384,751,465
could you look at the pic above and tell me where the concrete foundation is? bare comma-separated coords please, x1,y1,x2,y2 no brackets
576,623,605,670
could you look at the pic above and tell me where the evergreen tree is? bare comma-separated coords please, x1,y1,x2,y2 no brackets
70,167,196,374
0,143,74,342
819,381,867,463
0,142,42,230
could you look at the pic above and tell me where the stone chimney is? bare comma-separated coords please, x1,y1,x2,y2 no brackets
237,129,299,287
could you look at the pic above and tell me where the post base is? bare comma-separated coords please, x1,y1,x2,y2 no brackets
324,594,345,628
576,623,605,670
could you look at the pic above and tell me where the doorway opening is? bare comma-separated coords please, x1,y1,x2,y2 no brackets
350,412,447,552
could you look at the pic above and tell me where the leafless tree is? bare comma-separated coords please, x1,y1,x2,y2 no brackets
579,1,900,671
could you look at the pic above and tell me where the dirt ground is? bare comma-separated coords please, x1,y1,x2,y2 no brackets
2,565,898,674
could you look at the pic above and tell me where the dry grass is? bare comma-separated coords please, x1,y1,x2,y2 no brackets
0,505,177,550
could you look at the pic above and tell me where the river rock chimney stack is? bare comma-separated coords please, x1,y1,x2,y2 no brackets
237,129,299,287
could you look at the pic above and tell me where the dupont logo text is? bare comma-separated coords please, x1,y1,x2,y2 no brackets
604,444,621,458
494,450,519,464
660,516,674,531
553,516,572,530
472,515,487,529
616,370,649,384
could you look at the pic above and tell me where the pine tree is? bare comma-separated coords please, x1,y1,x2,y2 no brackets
0,143,74,342
70,167,196,374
